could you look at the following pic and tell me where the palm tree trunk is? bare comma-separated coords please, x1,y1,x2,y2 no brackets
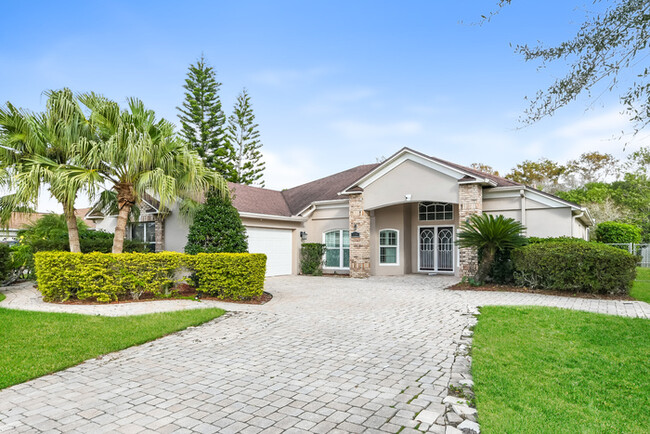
64,206,82,253
112,183,136,254
475,247,496,283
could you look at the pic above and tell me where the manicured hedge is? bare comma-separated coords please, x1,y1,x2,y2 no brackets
187,253,266,300
594,221,642,244
35,251,266,303
300,243,325,275
512,241,637,294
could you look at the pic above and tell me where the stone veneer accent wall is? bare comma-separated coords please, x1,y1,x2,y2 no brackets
349,193,371,278
458,184,483,277
139,212,165,253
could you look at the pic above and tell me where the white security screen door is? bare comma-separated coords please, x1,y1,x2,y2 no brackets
419,226,454,272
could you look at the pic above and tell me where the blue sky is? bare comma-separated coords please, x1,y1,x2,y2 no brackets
0,1,644,211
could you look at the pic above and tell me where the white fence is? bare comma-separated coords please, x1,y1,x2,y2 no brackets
606,243,650,268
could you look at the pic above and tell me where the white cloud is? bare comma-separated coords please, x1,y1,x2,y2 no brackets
248,67,334,87
261,148,320,191
331,120,424,140
301,86,377,115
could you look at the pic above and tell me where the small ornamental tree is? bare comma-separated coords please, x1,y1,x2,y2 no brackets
184,190,248,254
457,213,527,283
594,221,642,244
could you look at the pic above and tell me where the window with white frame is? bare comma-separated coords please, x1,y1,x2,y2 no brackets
129,221,156,252
419,202,453,221
379,229,398,264
324,229,349,268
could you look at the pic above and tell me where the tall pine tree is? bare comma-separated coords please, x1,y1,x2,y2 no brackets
177,55,232,175
226,89,265,187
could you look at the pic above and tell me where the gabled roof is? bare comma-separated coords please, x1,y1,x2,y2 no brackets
281,164,379,215
229,148,526,218
229,183,292,217
341,147,521,193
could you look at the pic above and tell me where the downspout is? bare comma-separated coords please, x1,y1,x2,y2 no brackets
520,189,526,235
572,211,585,238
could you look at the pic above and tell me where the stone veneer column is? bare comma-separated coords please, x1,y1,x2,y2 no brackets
458,184,483,278
155,217,165,252
348,193,371,278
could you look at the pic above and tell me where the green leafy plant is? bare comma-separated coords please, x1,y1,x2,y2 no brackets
300,243,325,275
187,253,266,300
457,214,527,283
185,189,248,254
527,236,589,244
0,243,12,282
512,241,637,294
594,221,642,244
34,251,266,303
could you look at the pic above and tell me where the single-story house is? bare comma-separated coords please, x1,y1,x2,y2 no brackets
87,148,593,277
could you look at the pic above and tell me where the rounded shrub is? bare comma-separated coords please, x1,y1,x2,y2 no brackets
594,221,642,244
512,241,637,294
185,190,248,254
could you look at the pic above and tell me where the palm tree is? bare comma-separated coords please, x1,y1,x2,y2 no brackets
0,89,101,252
457,213,527,283
78,94,226,253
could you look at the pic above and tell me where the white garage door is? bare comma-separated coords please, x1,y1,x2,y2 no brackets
246,227,293,276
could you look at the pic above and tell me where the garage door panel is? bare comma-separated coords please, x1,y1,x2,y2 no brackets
246,227,292,276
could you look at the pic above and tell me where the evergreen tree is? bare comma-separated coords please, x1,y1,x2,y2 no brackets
226,89,266,187
177,55,232,174
184,190,248,254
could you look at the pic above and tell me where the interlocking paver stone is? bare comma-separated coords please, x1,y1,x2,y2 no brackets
1,275,648,433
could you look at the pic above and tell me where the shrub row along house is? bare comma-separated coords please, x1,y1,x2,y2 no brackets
87,148,594,277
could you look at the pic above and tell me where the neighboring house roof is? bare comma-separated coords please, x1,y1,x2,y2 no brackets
1,209,96,232
2,212,45,230
75,208,96,228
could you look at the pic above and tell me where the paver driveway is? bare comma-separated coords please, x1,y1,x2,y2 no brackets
1,275,648,433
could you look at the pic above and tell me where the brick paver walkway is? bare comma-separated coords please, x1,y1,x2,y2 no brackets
0,275,648,433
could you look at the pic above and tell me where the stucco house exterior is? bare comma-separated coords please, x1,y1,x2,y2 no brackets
87,148,593,278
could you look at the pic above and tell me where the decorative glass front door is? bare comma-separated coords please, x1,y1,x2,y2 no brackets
419,226,454,272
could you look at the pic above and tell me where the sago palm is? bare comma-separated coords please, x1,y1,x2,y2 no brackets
457,213,527,283
78,94,226,253
0,89,101,252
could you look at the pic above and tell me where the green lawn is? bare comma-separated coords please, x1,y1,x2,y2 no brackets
0,306,224,389
0,292,5,302
631,267,650,303
472,306,650,433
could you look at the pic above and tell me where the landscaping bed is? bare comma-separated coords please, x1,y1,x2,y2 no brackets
44,283,273,305
472,306,650,432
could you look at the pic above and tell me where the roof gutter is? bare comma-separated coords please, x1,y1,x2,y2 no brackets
238,212,306,223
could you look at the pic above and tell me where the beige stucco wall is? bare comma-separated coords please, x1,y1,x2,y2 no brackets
303,207,349,244
525,207,572,238
163,203,189,252
303,206,349,274
363,160,459,210
371,204,410,275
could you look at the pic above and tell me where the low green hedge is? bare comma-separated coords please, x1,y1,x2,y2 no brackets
300,243,325,275
188,253,266,300
512,241,637,294
35,251,266,303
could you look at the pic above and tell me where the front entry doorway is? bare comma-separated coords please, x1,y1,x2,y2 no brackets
418,226,454,273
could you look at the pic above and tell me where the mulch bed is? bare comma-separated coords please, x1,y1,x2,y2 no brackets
40,283,273,305
448,282,635,301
